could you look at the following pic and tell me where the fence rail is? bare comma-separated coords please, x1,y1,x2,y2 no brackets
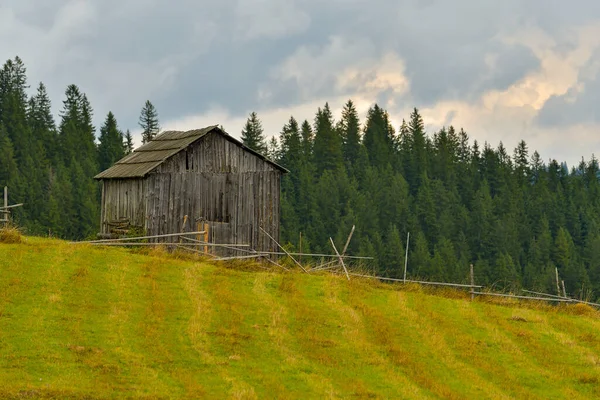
67,223,600,311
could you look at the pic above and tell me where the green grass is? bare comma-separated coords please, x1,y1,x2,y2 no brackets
1,237,600,399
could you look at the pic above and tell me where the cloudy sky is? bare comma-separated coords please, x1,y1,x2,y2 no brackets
2,0,600,167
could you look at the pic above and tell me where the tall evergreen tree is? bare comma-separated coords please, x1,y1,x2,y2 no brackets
0,124,17,189
124,129,134,154
98,111,125,171
139,100,160,143
362,103,395,170
338,100,361,173
406,107,428,193
241,111,267,154
312,102,342,175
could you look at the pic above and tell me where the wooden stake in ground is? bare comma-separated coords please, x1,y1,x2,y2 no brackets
179,215,188,244
555,267,561,297
1,186,6,224
561,280,567,298
341,225,356,256
313,225,355,274
403,232,410,283
470,264,475,301
330,237,350,281
204,223,209,255
299,232,302,265
196,222,202,252
260,226,308,273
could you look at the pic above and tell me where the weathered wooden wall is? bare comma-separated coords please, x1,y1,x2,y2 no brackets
146,132,281,256
100,179,146,234
101,131,282,256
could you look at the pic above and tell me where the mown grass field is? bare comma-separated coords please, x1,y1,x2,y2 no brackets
1,236,600,399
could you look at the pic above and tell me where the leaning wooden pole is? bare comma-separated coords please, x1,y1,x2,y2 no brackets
341,225,356,256
555,267,561,297
260,226,308,273
330,237,350,281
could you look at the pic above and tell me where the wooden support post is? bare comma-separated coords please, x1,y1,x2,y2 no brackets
179,215,188,244
403,232,410,283
470,264,475,301
204,223,209,255
561,280,567,298
299,232,302,265
555,267,561,297
341,225,356,256
330,237,350,281
2,186,7,223
196,222,202,251
318,224,355,274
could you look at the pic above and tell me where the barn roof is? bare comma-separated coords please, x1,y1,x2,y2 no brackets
94,125,287,179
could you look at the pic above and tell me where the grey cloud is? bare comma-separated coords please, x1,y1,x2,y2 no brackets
536,46,600,127
1,0,600,139
536,83,600,127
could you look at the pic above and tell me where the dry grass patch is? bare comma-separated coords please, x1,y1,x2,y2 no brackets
0,224,22,243
564,303,599,317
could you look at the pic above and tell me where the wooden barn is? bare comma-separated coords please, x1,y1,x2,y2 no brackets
94,125,287,256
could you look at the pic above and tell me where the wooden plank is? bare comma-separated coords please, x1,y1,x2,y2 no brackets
330,237,350,280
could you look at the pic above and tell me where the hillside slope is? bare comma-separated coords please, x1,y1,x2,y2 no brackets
1,238,600,399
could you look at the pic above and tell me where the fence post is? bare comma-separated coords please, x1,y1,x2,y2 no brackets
470,264,475,301
2,186,7,225
403,232,410,283
203,223,210,255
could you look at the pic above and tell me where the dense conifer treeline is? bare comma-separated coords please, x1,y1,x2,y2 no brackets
0,56,156,239
2,56,600,300
248,100,600,300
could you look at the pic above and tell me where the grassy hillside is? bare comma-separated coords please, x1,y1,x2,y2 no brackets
1,237,600,399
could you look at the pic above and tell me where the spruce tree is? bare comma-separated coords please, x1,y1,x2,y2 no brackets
300,119,313,162
406,107,428,193
124,129,134,154
362,103,395,170
312,102,342,175
28,82,57,162
266,136,280,161
0,124,17,188
98,111,125,171
241,111,267,154
339,100,361,173
139,100,160,143
58,84,83,165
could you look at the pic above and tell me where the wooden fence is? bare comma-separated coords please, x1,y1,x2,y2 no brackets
0,186,23,226
70,222,600,310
